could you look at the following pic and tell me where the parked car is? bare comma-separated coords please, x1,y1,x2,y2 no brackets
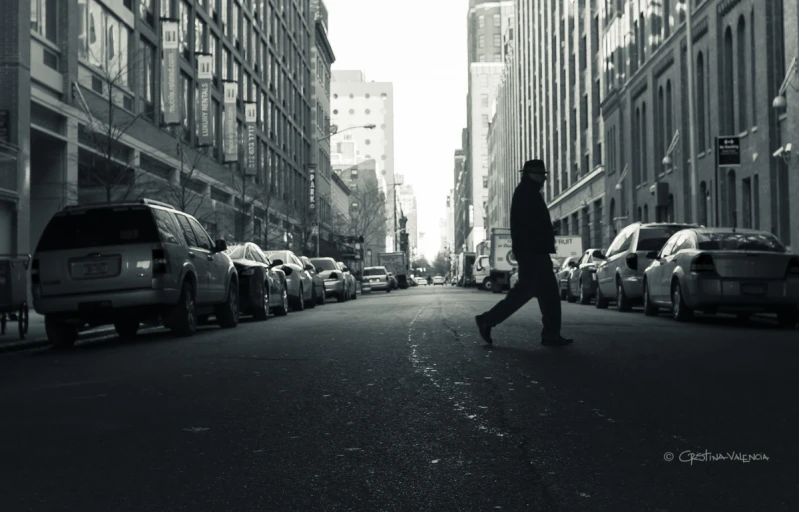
387,272,399,289
641,228,799,327
595,222,699,311
414,277,428,286
300,256,327,306
337,261,357,300
309,257,348,302
432,275,445,285
565,248,605,304
265,250,314,310
555,256,579,300
31,199,239,347
225,243,289,319
509,267,518,289
363,266,391,292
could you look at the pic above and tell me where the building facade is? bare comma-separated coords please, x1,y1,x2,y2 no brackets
5,0,316,257
463,0,514,252
329,70,395,251
310,0,335,250
398,182,418,258
333,159,385,264
452,145,468,252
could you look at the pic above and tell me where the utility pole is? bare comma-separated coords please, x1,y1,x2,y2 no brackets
393,183,398,251
685,3,700,223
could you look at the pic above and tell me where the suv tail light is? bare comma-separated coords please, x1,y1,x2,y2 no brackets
788,257,799,278
691,253,716,273
625,252,638,271
31,259,40,285
152,248,168,274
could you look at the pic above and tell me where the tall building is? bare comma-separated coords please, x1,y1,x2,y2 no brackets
4,0,316,256
330,70,395,251
398,182,418,258
453,145,468,252
310,0,336,253
464,0,514,251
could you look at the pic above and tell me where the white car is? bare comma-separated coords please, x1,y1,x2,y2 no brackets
432,276,445,285
414,277,428,286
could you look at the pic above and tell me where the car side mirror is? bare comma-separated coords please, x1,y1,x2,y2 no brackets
271,259,284,267
592,250,605,260
214,239,227,252
646,251,659,260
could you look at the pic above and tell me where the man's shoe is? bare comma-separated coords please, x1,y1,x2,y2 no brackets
541,335,573,346
475,315,493,345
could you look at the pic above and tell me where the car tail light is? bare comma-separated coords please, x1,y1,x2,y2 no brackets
625,252,638,271
690,253,716,273
31,259,40,285
152,248,168,274
787,257,799,277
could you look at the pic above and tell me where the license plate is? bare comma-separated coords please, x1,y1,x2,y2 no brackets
741,283,765,295
84,262,109,276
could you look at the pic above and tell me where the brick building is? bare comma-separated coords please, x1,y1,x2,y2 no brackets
5,0,317,257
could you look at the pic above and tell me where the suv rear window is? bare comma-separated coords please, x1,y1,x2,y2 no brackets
636,227,686,252
364,268,387,276
37,208,160,251
310,258,337,271
697,232,787,253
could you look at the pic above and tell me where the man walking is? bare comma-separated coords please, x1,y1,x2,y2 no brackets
475,159,573,346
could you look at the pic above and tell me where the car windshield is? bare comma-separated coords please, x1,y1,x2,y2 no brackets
637,227,687,252
226,245,246,259
36,208,160,251
364,268,386,276
310,258,337,271
696,232,787,253
266,251,291,262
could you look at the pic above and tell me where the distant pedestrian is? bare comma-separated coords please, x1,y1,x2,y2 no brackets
475,159,573,346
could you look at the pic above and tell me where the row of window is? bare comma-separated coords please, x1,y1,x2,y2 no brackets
477,34,503,49
332,93,390,100
477,13,502,28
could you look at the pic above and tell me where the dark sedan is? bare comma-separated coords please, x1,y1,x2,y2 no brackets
566,248,605,304
225,243,289,319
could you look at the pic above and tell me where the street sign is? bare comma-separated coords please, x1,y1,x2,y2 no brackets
717,136,741,167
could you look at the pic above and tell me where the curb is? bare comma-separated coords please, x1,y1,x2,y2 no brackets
0,324,163,354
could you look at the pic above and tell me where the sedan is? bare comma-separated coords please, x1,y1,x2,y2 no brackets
555,257,579,301
310,257,348,302
566,249,604,305
363,266,391,292
300,256,327,306
432,275,445,285
226,243,289,319
265,250,314,311
642,228,799,327
337,261,358,300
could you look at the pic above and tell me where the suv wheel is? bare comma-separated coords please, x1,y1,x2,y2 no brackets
306,286,317,309
317,287,326,305
642,280,658,317
671,280,693,322
170,281,198,337
253,280,269,321
595,286,609,309
216,280,240,328
45,317,79,348
616,280,632,312
114,318,140,339
483,277,493,291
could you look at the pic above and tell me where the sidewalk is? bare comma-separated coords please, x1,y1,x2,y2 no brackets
0,311,118,353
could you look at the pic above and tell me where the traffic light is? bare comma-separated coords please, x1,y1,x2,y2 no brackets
400,232,409,253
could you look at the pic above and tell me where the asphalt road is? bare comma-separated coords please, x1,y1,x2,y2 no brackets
1,286,797,512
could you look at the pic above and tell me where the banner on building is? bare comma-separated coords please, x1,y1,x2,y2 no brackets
244,102,257,171
222,81,238,163
161,21,180,125
309,168,316,210
196,54,213,146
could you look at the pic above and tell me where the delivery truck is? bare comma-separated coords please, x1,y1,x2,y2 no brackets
377,252,409,289
456,251,476,287
487,227,513,293
553,236,583,271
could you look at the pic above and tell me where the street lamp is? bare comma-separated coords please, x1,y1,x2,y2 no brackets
772,56,798,110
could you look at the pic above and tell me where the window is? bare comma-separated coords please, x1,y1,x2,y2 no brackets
736,16,748,131
140,38,156,117
31,0,58,43
481,94,489,107
478,35,484,49
195,16,207,53
493,13,500,27
139,0,155,26
723,27,735,133
211,34,219,79
222,48,230,80
180,0,190,55
175,214,200,248
188,217,214,250
478,15,485,28
81,1,132,88
481,114,489,127
232,1,240,46
482,176,488,188
493,34,501,47
697,52,706,149
659,236,679,257
222,0,229,35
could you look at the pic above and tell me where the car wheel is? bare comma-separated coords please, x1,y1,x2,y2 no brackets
352,287,358,300
483,277,493,291
306,286,317,309
643,280,658,317
293,285,305,311
579,281,591,305
616,280,632,312
114,318,140,339
170,281,197,337
386,287,391,293
253,280,269,321
216,280,240,328
777,307,798,328
317,286,326,305
595,285,609,309
566,282,577,303
45,316,79,348
275,288,289,316
560,286,567,301
671,280,693,322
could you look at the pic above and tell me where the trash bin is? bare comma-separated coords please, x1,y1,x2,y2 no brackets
0,254,30,340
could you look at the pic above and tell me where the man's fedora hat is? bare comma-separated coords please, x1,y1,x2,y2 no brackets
519,159,548,174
